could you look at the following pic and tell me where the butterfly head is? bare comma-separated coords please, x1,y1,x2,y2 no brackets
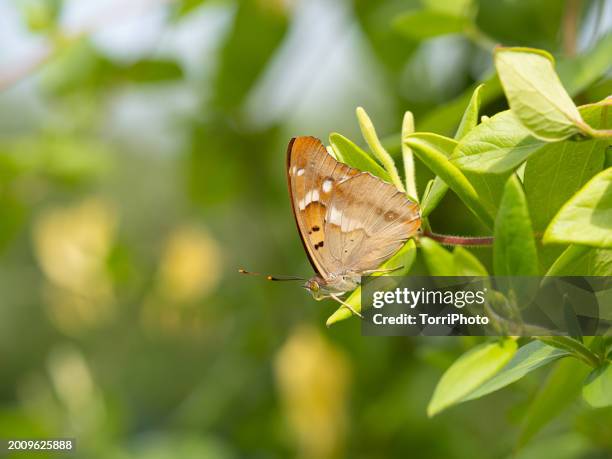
304,275,327,300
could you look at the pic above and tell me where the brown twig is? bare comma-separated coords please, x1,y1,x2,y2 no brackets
422,230,494,247
562,0,582,57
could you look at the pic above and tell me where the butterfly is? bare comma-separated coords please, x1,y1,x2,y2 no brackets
283,136,421,316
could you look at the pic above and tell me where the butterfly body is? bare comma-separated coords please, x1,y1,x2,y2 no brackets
287,136,421,305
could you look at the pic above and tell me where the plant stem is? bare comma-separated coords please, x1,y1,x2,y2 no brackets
581,125,612,139
464,24,497,52
422,230,494,247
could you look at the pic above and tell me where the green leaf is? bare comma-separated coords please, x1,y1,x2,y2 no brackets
420,177,448,218
420,240,488,276
583,363,612,408
453,111,544,174
518,358,590,448
494,47,586,141
420,238,455,276
404,133,494,229
329,133,390,181
393,10,468,40
537,337,600,368
494,176,539,276
525,101,609,231
453,247,488,276
424,84,484,216
544,168,612,248
427,339,518,417
551,247,612,276
326,239,417,326
544,245,591,276
414,133,456,218
463,341,569,402
455,83,484,140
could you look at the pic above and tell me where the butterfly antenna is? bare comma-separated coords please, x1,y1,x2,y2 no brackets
238,268,304,282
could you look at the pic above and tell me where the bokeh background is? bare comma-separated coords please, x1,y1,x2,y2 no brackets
1,0,611,458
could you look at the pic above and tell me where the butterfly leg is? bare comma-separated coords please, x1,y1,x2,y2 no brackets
330,294,363,319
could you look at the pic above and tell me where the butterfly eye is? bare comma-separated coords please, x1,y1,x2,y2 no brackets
305,280,319,292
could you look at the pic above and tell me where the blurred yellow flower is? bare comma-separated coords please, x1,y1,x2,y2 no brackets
47,345,106,436
274,326,350,459
155,225,222,304
33,197,117,334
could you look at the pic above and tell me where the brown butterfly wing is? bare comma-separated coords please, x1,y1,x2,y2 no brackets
325,173,420,273
287,137,358,278
287,136,420,280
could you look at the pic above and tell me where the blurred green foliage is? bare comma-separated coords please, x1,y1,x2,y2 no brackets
1,0,611,458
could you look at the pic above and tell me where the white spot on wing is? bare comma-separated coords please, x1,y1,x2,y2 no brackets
322,179,333,193
298,189,320,210
296,168,305,176
328,205,342,225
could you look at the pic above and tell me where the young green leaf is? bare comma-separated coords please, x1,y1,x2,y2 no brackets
494,176,539,276
455,84,484,140
401,111,418,200
582,363,612,408
404,133,494,229
544,168,612,248
393,10,468,40
453,111,545,174
356,107,406,192
326,239,417,326
518,358,590,448
329,133,390,181
524,100,609,231
427,339,518,417
420,237,455,276
494,47,587,141
463,341,569,402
